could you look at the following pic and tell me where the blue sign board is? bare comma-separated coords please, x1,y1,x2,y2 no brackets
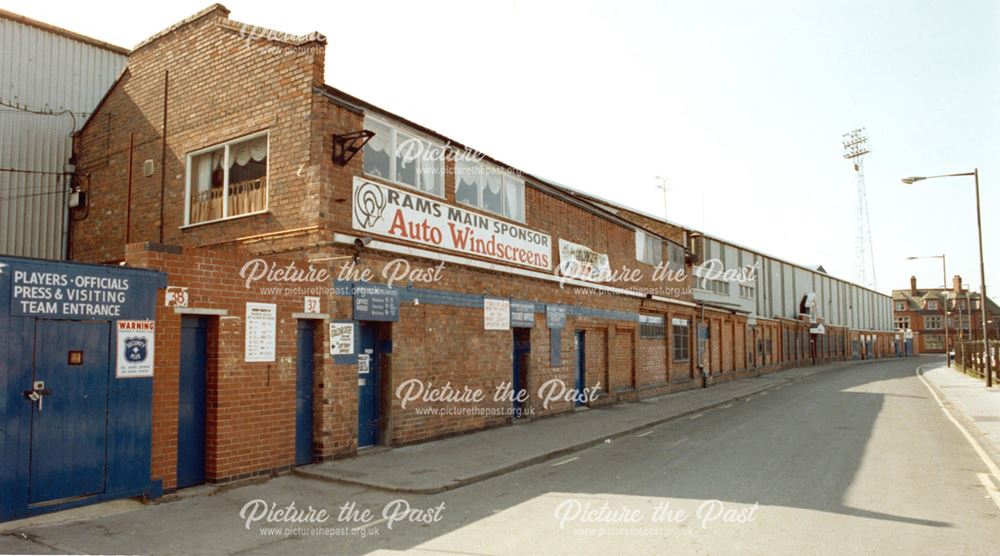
353,283,400,322
550,329,562,366
9,265,147,319
510,301,536,328
546,304,566,329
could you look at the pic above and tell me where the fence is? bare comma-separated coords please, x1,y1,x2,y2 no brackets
955,340,1000,380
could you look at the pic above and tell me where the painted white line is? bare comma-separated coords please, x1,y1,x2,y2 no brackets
664,437,689,450
722,403,734,409
351,516,388,532
977,473,1000,511
759,391,768,396
916,365,1000,483
551,456,579,467
636,430,654,438
689,413,704,420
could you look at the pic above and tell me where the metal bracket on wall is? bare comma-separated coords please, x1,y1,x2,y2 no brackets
332,130,375,166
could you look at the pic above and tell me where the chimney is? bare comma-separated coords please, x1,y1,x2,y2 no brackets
953,275,962,294
910,276,918,295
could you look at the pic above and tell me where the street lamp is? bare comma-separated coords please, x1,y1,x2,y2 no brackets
905,254,949,366
901,169,992,386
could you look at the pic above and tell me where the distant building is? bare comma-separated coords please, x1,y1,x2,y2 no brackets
0,9,127,259
892,275,1000,353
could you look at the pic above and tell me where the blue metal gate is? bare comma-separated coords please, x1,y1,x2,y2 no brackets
0,256,164,521
512,329,530,418
575,331,586,407
29,320,110,504
177,316,207,489
357,323,381,448
295,320,315,465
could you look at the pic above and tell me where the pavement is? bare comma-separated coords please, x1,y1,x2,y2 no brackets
295,358,890,493
919,359,1000,462
3,356,999,555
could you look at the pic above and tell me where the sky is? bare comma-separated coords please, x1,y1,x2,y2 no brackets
8,0,999,297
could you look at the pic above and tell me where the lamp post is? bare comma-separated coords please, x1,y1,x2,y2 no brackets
902,170,992,386
905,254,949,366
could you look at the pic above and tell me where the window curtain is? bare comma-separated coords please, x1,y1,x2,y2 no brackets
456,159,482,205
419,151,443,195
503,177,524,220
229,136,268,167
366,122,390,154
195,151,223,192
364,120,392,178
482,171,503,213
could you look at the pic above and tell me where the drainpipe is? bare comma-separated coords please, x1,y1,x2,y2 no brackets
126,132,134,244
699,301,708,387
158,70,169,244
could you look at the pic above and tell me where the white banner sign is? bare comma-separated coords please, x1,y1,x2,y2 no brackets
558,239,611,282
116,320,155,378
330,322,355,355
484,298,511,330
352,177,552,270
245,302,277,362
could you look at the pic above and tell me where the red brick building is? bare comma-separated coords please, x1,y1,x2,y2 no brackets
892,275,1000,354
68,5,896,493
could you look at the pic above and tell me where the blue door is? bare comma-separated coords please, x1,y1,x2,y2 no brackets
29,320,110,505
512,329,531,418
177,316,207,489
295,320,315,466
574,331,586,407
357,323,380,448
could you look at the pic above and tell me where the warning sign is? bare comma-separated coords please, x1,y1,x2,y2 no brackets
116,320,155,378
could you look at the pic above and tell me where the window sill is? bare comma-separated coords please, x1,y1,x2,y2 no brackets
180,210,270,230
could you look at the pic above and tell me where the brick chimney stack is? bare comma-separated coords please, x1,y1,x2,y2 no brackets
953,275,963,294
910,276,918,295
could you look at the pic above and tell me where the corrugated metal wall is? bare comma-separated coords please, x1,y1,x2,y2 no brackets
0,16,126,259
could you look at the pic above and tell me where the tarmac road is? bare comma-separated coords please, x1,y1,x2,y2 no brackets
2,357,998,555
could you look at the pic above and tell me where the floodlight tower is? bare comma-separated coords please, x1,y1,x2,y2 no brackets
843,128,876,289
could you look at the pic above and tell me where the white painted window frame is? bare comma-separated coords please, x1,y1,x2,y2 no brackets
363,115,445,198
183,130,270,227
454,158,526,223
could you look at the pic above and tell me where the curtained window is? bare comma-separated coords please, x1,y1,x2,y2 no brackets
364,117,443,197
363,119,392,180
635,230,663,266
186,132,268,225
454,159,525,222
667,242,685,273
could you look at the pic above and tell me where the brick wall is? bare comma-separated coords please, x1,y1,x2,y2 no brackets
125,243,321,489
70,6,902,489
72,6,324,263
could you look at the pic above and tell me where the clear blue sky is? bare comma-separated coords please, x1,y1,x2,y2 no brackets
10,0,999,297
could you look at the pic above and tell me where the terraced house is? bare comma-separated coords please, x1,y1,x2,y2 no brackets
893,275,1000,354
59,3,896,498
